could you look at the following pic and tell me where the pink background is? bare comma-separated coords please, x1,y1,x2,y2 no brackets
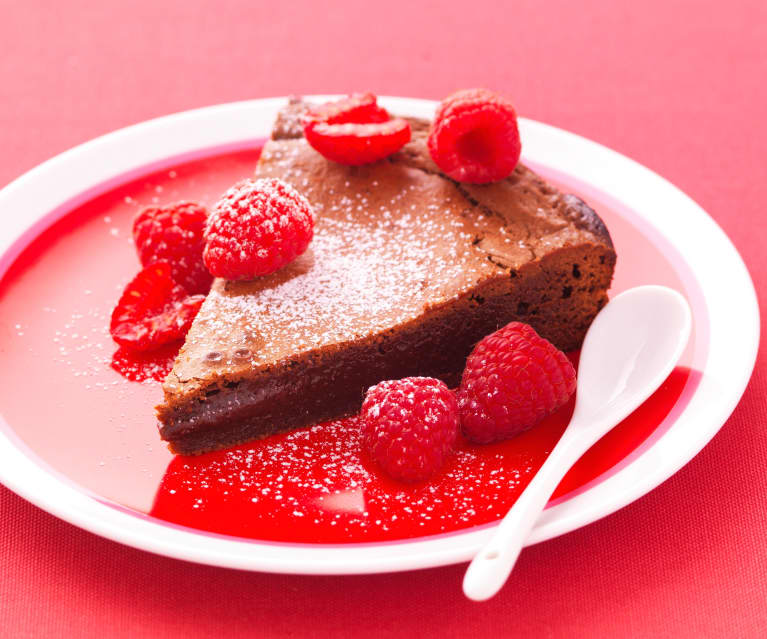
1,1,765,636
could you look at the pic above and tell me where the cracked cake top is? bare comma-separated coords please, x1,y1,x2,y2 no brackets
162,99,611,396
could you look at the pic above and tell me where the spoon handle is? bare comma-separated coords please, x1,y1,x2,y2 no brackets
462,422,599,601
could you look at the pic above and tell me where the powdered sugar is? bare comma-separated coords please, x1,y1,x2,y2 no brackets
173,140,501,378
150,415,543,543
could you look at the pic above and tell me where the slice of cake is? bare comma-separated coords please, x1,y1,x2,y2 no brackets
156,99,616,455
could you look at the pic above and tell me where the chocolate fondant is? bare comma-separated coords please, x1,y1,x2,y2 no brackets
157,99,616,455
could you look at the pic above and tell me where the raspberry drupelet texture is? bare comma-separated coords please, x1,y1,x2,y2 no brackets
303,94,411,166
428,88,521,184
458,322,576,443
360,377,460,483
132,201,212,295
110,262,205,351
203,178,315,280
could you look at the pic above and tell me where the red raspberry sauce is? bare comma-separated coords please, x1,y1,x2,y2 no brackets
0,142,698,543
149,364,691,543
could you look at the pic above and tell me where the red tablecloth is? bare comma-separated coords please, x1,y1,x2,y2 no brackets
1,1,765,636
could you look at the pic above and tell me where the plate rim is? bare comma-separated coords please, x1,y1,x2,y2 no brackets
0,96,759,574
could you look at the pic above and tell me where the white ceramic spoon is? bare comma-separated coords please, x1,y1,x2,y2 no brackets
462,285,692,602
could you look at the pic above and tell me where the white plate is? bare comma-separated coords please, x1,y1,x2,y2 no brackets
0,97,759,574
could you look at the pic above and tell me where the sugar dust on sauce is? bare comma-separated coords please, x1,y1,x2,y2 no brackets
150,365,691,543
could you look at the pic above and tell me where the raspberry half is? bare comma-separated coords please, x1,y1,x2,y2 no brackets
303,92,389,126
110,262,205,351
203,178,314,280
303,94,411,166
132,201,212,295
458,322,576,443
360,377,459,483
428,88,521,184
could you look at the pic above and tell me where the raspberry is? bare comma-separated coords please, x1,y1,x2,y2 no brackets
132,201,212,295
304,119,411,166
110,262,205,351
360,377,459,483
458,322,576,444
303,92,389,126
303,94,411,166
203,178,314,280
428,88,521,184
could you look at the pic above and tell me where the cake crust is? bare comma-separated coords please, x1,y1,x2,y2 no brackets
157,99,616,455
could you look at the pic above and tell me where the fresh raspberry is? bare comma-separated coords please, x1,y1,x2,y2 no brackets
132,201,212,295
203,178,314,280
428,88,521,184
110,262,205,351
303,92,390,126
457,322,576,444
360,377,459,483
303,94,411,166
304,119,411,166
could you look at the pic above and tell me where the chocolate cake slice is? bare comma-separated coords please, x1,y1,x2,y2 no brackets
157,99,616,455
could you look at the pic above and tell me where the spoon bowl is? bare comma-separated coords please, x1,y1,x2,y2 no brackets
462,285,692,601
576,285,693,426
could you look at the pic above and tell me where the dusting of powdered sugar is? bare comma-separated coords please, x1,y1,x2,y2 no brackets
177,140,499,373
152,415,541,543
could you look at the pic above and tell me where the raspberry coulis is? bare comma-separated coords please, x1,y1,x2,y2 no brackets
0,143,699,543
150,365,691,543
